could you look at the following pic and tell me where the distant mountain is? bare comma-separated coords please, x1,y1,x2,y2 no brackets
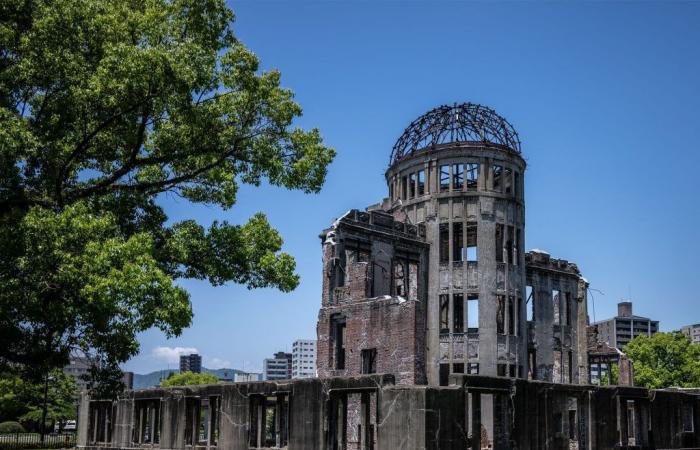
133,367,246,389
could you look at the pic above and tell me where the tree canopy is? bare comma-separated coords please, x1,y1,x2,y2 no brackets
0,0,335,394
160,371,219,387
623,331,700,389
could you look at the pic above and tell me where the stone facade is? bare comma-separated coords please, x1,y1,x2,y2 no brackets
316,104,589,387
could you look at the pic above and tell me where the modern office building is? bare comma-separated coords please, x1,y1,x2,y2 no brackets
291,339,317,379
681,323,700,344
593,301,659,350
63,357,133,392
179,353,202,373
263,351,292,380
234,372,262,382
63,356,92,392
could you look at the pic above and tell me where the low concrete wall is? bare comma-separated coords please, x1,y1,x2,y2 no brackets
78,374,700,450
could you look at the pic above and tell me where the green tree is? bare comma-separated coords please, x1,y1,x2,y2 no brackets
623,331,700,389
0,370,77,430
0,0,335,394
160,371,218,387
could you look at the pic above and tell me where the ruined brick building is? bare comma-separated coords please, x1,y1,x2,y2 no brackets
317,102,590,387
78,102,700,450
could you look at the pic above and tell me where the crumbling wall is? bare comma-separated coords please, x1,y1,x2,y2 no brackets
526,251,588,385
317,209,428,385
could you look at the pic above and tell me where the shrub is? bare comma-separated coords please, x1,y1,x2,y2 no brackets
0,421,26,433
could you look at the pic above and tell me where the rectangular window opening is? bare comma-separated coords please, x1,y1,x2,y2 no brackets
417,170,425,195
466,163,478,190
492,165,503,192
361,348,377,374
409,173,416,198
453,293,464,333
466,222,477,262
468,363,479,375
331,316,346,370
496,295,505,335
467,294,479,332
453,363,465,374
506,226,514,265
495,224,504,263
553,290,561,325
507,296,515,335
565,292,572,326
504,168,513,194
439,223,449,263
440,294,449,334
452,163,464,190
452,222,464,262
401,176,407,199
440,165,450,192
249,394,289,448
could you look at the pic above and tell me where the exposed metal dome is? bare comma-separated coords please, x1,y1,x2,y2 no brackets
390,102,521,165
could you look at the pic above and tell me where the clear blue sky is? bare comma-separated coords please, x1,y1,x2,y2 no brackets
123,1,700,374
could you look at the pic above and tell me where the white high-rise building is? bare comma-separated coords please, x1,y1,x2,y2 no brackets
681,323,700,344
291,339,317,379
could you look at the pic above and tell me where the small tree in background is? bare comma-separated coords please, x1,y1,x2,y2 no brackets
160,371,219,387
623,331,700,389
0,370,77,431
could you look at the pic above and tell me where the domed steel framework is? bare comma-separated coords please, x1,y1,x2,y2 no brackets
390,102,521,165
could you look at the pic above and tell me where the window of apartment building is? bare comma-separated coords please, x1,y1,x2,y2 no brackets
361,349,377,374
504,168,513,194
466,222,477,261
492,165,503,192
440,165,450,192
496,295,505,335
507,295,515,336
417,170,425,195
249,394,289,448
467,294,479,332
495,223,504,263
468,363,479,375
552,290,561,325
452,163,464,190
440,294,449,334
134,399,160,444
409,173,416,198
331,316,346,370
453,293,464,333
452,222,463,262
439,223,449,263
466,163,478,189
